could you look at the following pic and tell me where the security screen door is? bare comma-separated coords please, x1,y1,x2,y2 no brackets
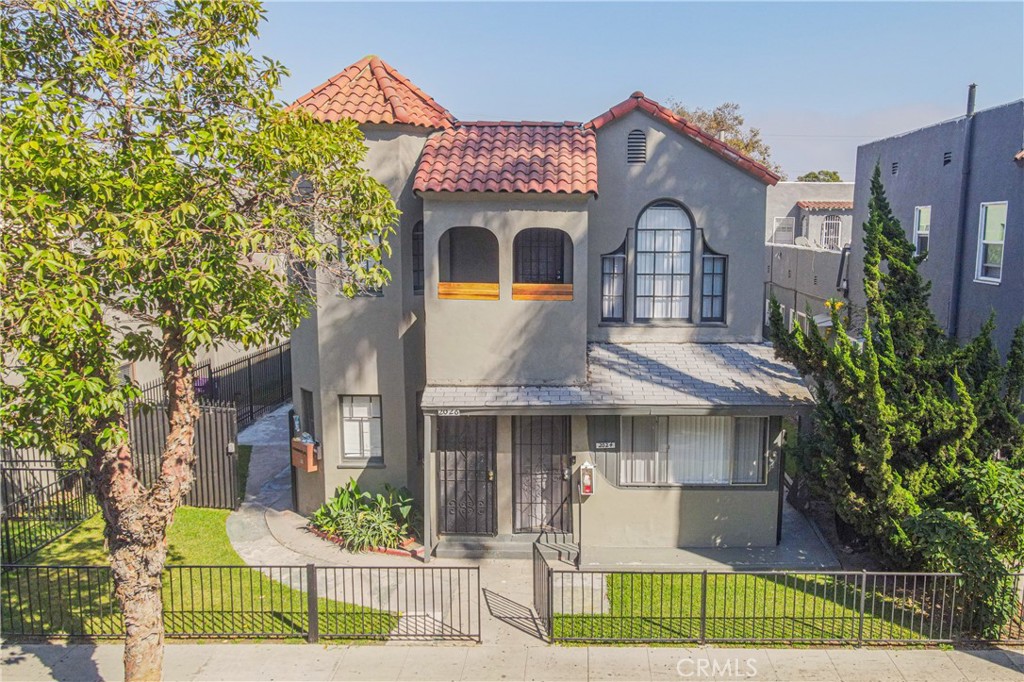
513,416,572,533
438,416,496,535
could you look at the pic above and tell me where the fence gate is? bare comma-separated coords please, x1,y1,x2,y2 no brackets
129,402,239,509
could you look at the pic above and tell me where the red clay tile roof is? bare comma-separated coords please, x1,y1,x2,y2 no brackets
586,92,781,186
414,123,598,195
796,200,854,211
287,56,453,129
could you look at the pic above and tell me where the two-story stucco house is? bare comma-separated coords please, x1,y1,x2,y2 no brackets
288,56,812,560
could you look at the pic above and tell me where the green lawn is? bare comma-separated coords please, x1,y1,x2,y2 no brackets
2,506,397,640
553,572,950,643
236,444,253,500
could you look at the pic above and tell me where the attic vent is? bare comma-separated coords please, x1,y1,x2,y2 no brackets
627,129,646,164
943,151,952,166
891,161,899,176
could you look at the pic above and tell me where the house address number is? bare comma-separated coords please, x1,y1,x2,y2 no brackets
595,441,617,449
438,409,461,416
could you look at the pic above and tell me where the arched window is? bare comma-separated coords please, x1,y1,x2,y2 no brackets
438,226,499,300
627,129,646,164
634,202,692,320
820,214,842,251
412,221,424,294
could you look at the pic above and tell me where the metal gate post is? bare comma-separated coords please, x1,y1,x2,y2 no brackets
700,570,708,645
278,347,286,403
547,567,554,641
857,570,867,645
306,563,319,643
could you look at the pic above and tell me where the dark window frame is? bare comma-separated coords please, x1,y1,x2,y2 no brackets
600,239,627,322
633,201,693,322
701,246,727,323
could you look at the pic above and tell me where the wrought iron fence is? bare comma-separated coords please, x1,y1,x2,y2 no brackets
138,342,291,429
533,547,1024,645
1,471,98,564
1,563,481,642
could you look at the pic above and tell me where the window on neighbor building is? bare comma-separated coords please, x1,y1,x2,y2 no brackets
634,202,692,321
627,129,646,164
619,416,769,486
701,252,727,322
914,206,931,257
412,221,424,294
976,202,1007,283
601,241,626,322
772,217,795,244
339,395,382,463
820,215,842,251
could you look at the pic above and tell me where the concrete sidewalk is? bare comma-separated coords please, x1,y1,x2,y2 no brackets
2,642,1022,681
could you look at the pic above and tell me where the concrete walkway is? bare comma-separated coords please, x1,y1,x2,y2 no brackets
2,642,1022,681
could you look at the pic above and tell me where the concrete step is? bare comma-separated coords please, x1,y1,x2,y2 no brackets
433,534,578,561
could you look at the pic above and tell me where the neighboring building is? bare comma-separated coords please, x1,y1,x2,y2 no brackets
288,57,813,559
851,95,1023,355
764,183,855,334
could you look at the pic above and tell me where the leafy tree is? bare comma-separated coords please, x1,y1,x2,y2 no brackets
797,170,843,182
1,1,397,678
669,101,785,178
769,164,1024,635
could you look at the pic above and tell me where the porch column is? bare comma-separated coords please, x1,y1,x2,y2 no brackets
423,412,435,563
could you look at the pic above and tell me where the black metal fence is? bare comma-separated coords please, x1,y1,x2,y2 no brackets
533,548,1024,645
129,402,239,509
139,342,291,429
1,563,481,642
1,471,98,564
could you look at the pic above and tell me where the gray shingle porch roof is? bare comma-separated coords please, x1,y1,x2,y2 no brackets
421,342,813,412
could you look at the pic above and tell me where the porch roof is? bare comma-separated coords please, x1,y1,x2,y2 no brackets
421,342,813,412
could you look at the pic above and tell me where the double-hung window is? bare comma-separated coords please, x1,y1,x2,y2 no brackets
914,206,931,256
601,242,626,321
340,395,382,463
701,253,726,321
634,203,692,320
619,416,768,486
976,202,1007,283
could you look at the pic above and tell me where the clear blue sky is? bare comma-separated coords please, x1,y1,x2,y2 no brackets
255,1,1024,179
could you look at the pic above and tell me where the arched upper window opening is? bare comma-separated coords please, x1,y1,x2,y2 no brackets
627,129,647,164
412,221,424,294
438,226,499,300
634,202,692,321
513,228,574,301
820,214,842,251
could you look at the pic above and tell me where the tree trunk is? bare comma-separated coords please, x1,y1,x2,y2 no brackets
84,328,200,682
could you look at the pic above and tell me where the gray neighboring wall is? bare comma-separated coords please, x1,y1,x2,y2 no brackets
851,99,1023,356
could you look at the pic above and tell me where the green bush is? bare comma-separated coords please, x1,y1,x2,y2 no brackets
308,480,416,552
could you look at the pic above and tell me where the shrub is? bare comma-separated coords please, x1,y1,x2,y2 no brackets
308,480,416,552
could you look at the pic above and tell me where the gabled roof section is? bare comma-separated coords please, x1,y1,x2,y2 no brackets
586,92,781,186
414,123,598,195
797,200,854,211
287,56,454,129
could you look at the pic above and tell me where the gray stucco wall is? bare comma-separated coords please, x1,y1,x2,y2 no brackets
851,100,1022,355
765,182,854,244
290,124,430,514
765,245,846,329
421,192,590,386
587,109,768,343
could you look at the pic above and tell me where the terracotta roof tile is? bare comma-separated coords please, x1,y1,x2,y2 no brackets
586,93,781,186
287,56,453,129
796,200,854,211
414,123,598,196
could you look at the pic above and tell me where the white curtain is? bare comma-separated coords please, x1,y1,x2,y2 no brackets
732,417,766,483
665,416,731,485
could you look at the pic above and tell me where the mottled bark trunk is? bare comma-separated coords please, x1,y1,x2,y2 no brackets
84,328,199,682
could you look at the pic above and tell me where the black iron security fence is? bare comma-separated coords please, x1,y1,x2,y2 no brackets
533,547,1024,645
1,563,480,642
139,342,291,429
1,471,99,564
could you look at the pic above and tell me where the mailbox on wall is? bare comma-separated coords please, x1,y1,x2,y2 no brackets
579,461,595,496
290,438,317,473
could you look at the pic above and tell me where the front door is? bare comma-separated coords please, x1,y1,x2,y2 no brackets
513,416,572,533
438,416,496,535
